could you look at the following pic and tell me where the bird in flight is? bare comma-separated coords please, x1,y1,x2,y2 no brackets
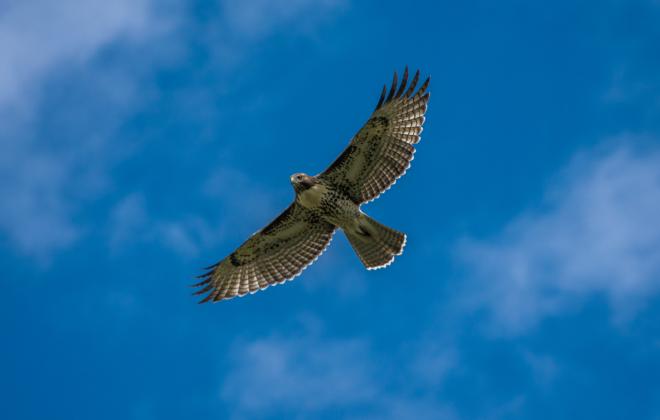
194,67,430,302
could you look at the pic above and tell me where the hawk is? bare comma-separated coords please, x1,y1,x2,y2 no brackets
194,68,430,302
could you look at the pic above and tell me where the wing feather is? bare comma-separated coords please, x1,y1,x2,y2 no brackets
395,67,409,99
194,202,335,302
319,67,430,204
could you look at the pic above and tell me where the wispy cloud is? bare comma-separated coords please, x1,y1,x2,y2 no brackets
0,0,347,261
0,0,160,109
109,169,282,259
222,331,377,416
220,0,347,41
457,139,660,334
221,319,456,419
198,0,347,69
109,192,214,258
0,0,171,260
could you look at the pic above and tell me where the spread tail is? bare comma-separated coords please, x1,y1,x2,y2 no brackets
344,214,406,270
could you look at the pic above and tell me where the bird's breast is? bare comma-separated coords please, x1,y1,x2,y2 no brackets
297,183,329,209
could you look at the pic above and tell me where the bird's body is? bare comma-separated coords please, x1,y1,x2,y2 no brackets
292,174,358,229
194,68,430,302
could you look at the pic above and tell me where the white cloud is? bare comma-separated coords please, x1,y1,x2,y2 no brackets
0,0,347,261
220,0,346,41
221,320,456,419
0,144,80,256
458,140,660,334
109,192,214,258
222,332,377,415
0,0,169,260
202,0,347,69
0,0,157,109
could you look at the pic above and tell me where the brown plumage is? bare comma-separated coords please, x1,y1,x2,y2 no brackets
194,67,430,302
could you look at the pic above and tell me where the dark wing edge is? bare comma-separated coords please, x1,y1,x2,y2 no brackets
192,203,335,303
319,67,430,204
358,69,430,203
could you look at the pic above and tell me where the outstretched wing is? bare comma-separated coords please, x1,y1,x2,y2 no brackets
319,67,430,204
194,203,335,303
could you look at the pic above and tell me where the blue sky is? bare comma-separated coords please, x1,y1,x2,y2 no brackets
2,0,660,418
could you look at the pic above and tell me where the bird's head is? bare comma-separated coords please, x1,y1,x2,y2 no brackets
290,172,316,193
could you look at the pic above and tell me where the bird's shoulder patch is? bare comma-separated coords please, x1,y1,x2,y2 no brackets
366,116,389,129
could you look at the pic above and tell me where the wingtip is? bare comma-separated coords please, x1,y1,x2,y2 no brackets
385,70,398,103
418,75,430,95
190,277,211,287
404,70,421,97
197,294,214,304
192,283,214,296
375,84,387,110
395,66,409,99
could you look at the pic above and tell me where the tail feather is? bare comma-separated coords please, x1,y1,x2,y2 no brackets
345,214,406,269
